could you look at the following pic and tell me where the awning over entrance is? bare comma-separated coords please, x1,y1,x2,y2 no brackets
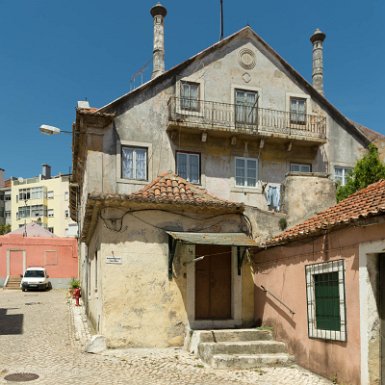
166,232,258,247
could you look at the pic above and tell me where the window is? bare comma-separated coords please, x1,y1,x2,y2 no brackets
48,227,54,233
290,97,306,124
5,211,11,218
30,187,45,200
121,146,148,180
5,192,11,201
19,188,31,201
235,157,258,187
64,191,69,201
18,205,31,219
48,209,54,218
47,191,54,199
65,210,69,218
305,260,346,341
31,205,47,218
290,163,311,173
180,81,200,111
235,89,258,124
334,167,352,186
176,152,200,184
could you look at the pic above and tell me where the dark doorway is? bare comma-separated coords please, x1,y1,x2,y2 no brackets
195,245,232,320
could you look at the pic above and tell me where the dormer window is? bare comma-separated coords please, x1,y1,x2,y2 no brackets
180,81,200,111
290,97,306,124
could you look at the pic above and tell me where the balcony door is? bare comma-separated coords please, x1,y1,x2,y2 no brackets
235,89,258,126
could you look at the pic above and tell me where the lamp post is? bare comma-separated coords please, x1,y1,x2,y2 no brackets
39,124,72,135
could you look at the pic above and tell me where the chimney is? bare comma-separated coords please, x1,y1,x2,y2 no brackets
310,28,326,95
42,164,51,179
150,3,167,79
0,168,4,188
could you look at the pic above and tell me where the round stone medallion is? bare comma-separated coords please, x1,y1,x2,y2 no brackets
238,48,256,70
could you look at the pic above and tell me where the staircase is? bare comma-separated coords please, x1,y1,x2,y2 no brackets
5,276,21,290
189,329,294,370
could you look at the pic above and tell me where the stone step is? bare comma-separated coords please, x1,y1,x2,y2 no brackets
195,329,273,343
211,353,295,369
198,340,287,362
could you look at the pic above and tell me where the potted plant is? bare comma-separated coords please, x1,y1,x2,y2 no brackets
69,278,80,296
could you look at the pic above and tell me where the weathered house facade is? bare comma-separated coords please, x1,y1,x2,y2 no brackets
70,4,375,348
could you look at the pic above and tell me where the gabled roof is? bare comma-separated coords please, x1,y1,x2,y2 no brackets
7,223,57,238
264,179,385,247
88,172,243,210
129,171,242,208
94,26,369,145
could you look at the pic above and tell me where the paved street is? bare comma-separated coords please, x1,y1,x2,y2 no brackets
0,290,332,385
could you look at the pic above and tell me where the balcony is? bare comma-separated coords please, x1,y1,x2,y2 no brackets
168,97,326,142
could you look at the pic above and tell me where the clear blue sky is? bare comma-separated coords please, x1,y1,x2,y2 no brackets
1,0,384,178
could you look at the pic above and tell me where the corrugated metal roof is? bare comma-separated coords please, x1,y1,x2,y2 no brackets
166,232,257,246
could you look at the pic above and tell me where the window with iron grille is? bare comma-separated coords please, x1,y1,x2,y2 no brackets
305,259,346,341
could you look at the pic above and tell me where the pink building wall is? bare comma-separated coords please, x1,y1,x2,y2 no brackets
252,223,385,385
0,233,78,288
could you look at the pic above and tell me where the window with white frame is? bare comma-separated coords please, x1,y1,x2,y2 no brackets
47,191,54,199
180,81,200,111
121,146,148,180
235,157,258,187
290,97,306,124
290,163,311,173
235,89,258,124
176,152,200,184
48,209,54,218
305,259,346,341
334,167,352,186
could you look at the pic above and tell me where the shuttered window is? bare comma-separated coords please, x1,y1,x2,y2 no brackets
306,259,346,341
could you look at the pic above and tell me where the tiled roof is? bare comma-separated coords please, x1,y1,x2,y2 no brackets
130,172,242,208
8,223,57,238
266,179,385,246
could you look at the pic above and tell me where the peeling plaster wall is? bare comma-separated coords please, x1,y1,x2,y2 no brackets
85,208,248,348
283,174,336,226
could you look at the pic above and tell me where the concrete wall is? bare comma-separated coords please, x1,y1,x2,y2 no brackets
252,222,385,385
0,233,78,286
283,173,336,226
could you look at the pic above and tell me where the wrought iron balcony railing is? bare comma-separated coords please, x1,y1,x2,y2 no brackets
168,97,326,140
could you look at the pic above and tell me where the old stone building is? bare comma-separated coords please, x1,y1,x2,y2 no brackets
70,4,379,349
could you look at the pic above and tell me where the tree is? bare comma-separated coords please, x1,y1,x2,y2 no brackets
0,224,11,235
337,144,385,202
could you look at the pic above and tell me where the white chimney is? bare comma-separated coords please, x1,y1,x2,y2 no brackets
150,3,167,79
310,29,326,95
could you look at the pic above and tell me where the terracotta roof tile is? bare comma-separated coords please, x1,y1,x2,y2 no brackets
266,179,385,246
129,172,242,209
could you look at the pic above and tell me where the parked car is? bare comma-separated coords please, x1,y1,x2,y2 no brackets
20,267,51,291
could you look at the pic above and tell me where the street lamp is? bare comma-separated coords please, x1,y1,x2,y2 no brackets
39,124,72,135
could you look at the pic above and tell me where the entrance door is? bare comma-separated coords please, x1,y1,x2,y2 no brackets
9,250,24,277
195,245,232,320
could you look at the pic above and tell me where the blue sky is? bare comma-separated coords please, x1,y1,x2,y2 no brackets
1,0,384,178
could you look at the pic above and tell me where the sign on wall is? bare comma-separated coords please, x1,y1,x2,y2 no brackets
106,255,122,265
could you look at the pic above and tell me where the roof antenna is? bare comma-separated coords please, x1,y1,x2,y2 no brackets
219,0,224,40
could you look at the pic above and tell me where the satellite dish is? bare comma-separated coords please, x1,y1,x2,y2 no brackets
18,177,24,183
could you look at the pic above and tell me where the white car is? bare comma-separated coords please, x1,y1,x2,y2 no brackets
20,267,51,291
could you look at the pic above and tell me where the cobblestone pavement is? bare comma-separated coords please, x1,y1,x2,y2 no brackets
0,290,332,385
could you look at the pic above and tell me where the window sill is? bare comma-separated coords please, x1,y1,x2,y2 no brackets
231,186,262,194
117,178,149,185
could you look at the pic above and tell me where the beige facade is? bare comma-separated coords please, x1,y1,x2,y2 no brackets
70,10,376,349
11,172,77,237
